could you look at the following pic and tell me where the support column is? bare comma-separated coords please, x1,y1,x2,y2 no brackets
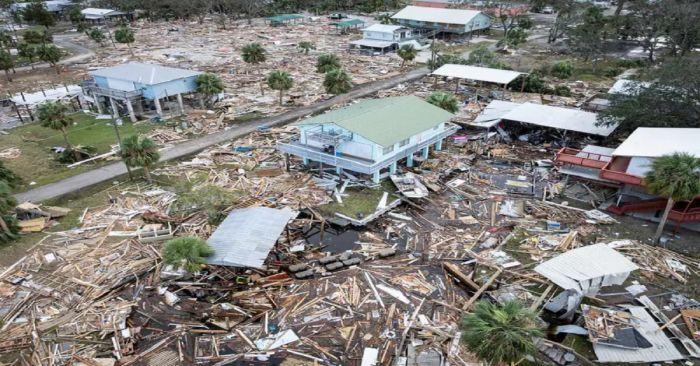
154,97,163,117
436,138,443,151
389,161,397,174
421,146,429,159
407,153,414,168
125,99,137,122
176,93,184,115
303,157,310,165
109,97,119,118
336,166,342,175
95,97,104,114
371,171,380,183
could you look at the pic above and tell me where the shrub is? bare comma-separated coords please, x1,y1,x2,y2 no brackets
554,85,572,96
604,66,623,78
551,60,574,79
162,237,215,273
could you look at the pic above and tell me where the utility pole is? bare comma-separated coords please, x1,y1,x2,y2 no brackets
112,117,133,180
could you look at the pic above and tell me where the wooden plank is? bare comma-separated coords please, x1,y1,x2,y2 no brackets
638,295,700,357
463,268,502,311
442,262,480,291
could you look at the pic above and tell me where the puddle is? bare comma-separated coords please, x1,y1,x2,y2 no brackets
304,224,361,254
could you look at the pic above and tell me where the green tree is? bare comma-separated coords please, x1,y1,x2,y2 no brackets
466,44,496,66
162,237,215,273
461,300,543,365
23,28,51,45
195,72,225,108
121,135,160,182
298,41,316,54
68,7,85,24
645,153,700,245
323,68,352,95
88,28,106,46
0,49,13,81
37,102,74,153
510,73,545,93
17,42,38,69
375,13,395,25
0,29,13,51
22,1,55,28
426,91,459,113
0,161,21,189
267,70,293,106
241,42,267,95
598,59,700,133
316,53,341,73
567,6,606,68
0,181,19,243
396,44,417,68
551,60,574,79
114,26,135,56
37,43,61,74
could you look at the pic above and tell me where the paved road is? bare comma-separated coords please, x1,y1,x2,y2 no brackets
12,33,95,73
15,67,430,203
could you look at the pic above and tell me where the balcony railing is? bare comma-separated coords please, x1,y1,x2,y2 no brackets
600,158,645,186
554,147,611,170
82,80,143,100
306,126,352,146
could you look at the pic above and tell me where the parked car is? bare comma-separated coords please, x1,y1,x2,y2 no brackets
593,0,610,8
542,6,555,13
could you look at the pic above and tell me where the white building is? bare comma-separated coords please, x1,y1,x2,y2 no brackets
350,24,416,54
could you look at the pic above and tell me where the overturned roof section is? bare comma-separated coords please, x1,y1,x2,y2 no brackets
294,96,455,147
593,307,684,363
89,63,202,85
362,24,405,33
502,103,616,136
206,207,298,269
471,100,519,128
611,128,700,158
432,64,524,85
534,243,638,295
391,6,482,25
81,8,124,18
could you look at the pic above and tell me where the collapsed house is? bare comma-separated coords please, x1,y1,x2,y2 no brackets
555,127,700,227
83,62,203,121
391,6,491,35
432,64,525,90
277,96,459,182
470,101,617,143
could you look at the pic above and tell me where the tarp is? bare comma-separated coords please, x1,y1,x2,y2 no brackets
534,243,638,295
432,64,524,85
206,207,298,268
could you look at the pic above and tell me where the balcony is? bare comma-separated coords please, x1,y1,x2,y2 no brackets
554,147,611,169
82,80,143,100
608,198,700,223
306,126,352,146
600,156,644,186
279,123,459,175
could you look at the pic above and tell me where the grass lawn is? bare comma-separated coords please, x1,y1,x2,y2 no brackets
0,112,155,192
317,181,398,220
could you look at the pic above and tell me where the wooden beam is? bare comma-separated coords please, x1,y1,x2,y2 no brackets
463,268,502,311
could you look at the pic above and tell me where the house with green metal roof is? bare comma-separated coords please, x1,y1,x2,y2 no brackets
278,96,459,182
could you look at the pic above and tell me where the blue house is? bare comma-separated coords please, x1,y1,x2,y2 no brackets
278,96,458,182
84,63,202,121
391,6,491,34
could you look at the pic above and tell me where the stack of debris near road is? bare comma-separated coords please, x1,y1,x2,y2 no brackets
1,109,700,365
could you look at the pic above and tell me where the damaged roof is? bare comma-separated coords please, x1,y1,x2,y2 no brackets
206,207,298,269
432,64,524,85
611,127,700,158
501,103,617,137
391,6,482,25
294,96,455,147
534,243,638,295
89,63,202,85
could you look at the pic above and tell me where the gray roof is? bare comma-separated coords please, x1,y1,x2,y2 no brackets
206,207,298,268
89,63,202,85
593,307,684,363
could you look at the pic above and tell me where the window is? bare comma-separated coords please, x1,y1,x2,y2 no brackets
398,138,409,147
382,145,394,155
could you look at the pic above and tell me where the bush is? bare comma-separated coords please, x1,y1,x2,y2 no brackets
172,184,240,225
56,145,96,164
162,237,214,273
554,85,572,96
509,73,545,93
551,60,574,79
614,59,645,68
604,66,623,78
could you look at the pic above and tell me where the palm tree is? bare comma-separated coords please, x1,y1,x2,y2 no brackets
426,91,459,113
37,102,73,149
267,70,293,106
316,53,341,73
241,43,267,95
298,41,316,54
121,135,160,182
195,73,225,108
0,49,12,81
114,26,135,56
162,237,215,273
397,44,417,68
645,153,700,245
323,68,353,95
461,300,543,366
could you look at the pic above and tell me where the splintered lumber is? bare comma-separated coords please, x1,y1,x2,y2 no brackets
442,262,480,291
363,271,385,309
463,268,503,311
638,295,700,357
